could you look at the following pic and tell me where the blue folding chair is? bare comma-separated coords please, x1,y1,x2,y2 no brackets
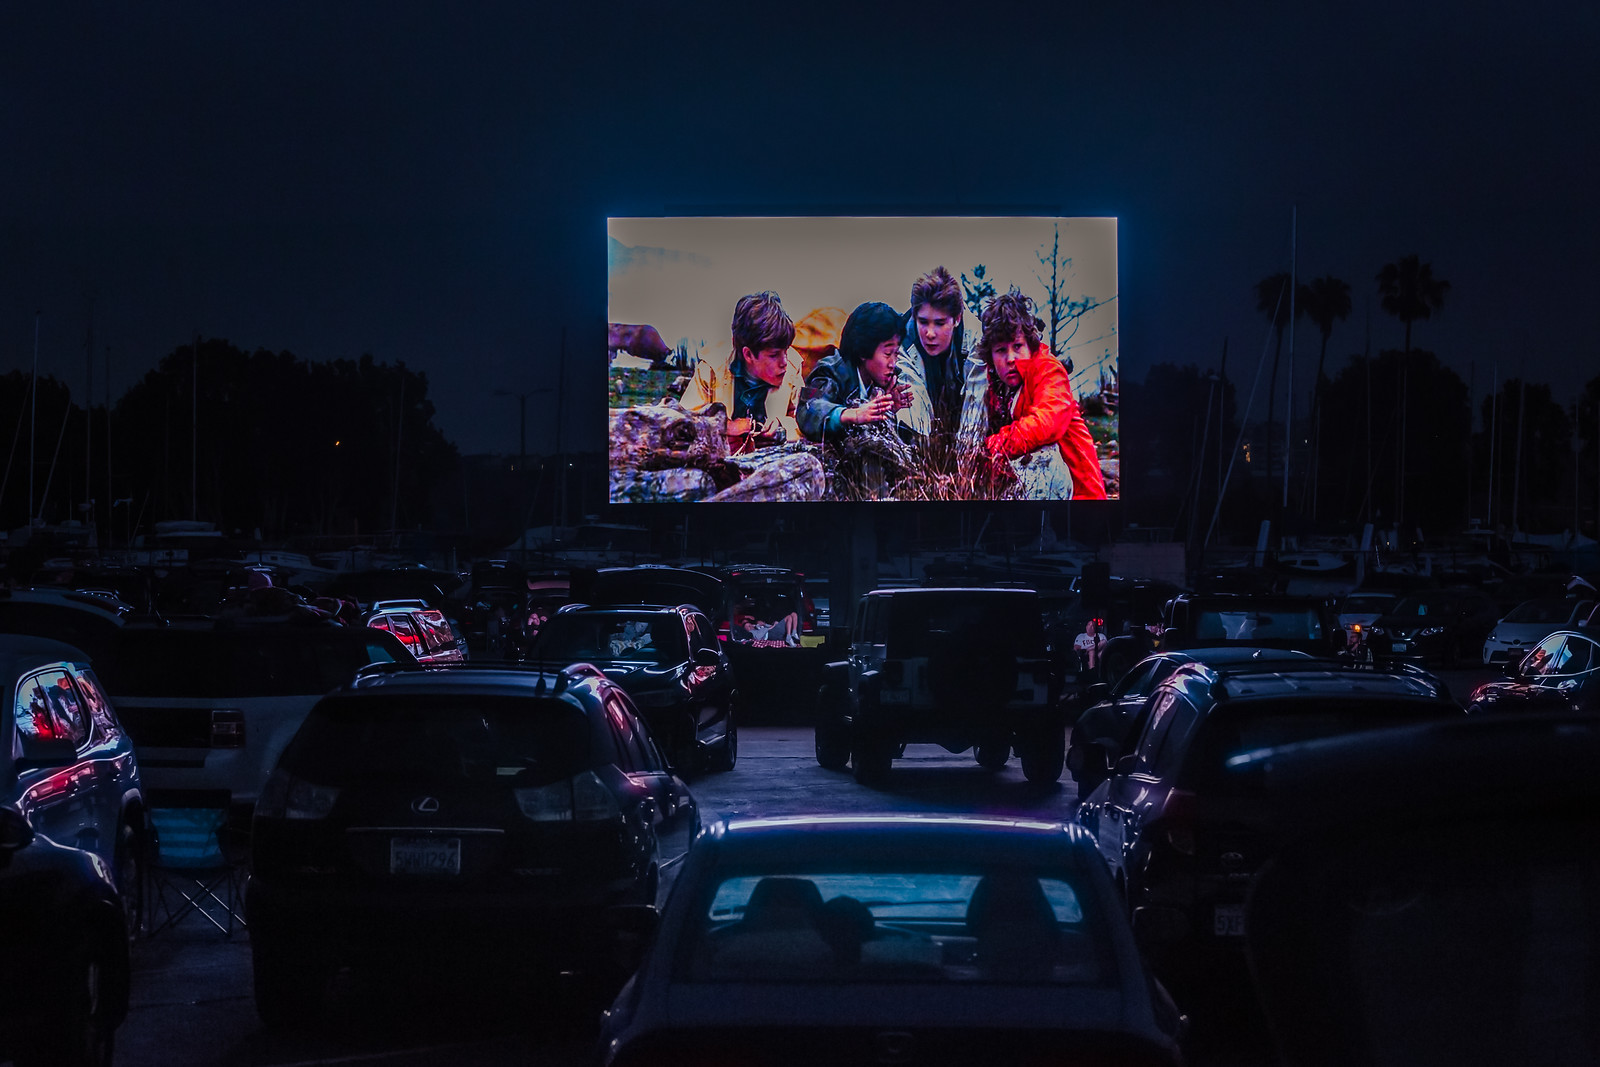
145,789,246,939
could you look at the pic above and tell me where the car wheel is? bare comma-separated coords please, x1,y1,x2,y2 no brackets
851,733,892,785
815,720,850,770
253,941,326,1030
115,821,145,942
976,743,1009,771
1021,729,1066,785
709,720,738,773
16,931,118,1067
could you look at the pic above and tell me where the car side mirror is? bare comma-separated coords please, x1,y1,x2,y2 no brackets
692,646,721,667
1085,682,1111,703
1113,753,1137,776
15,737,79,774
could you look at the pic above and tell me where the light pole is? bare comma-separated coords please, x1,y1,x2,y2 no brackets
495,386,551,562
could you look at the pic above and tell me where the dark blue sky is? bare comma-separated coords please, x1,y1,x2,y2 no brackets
4,2,1595,456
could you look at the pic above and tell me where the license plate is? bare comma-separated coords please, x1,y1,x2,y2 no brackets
1213,904,1246,938
390,837,460,876
1393,641,1409,652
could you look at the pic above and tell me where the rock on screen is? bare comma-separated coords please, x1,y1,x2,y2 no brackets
607,217,1118,503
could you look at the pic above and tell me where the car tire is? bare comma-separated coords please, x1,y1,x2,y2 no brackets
815,720,850,770
115,821,145,942
976,743,1009,771
851,733,892,785
708,720,738,773
253,941,326,1030
16,930,118,1067
1021,729,1066,785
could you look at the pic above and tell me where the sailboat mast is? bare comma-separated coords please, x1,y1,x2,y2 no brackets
1282,205,1296,510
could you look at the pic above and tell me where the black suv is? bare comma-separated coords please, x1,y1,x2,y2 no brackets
815,587,1063,784
246,662,697,1028
530,604,736,773
1075,660,1459,999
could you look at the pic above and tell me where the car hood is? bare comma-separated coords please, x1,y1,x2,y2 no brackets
1487,622,1564,643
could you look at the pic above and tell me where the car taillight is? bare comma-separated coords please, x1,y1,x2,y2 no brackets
514,771,621,822
717,621,730,643
210,708,245,748
256,768,340,820
1161,787,1198,856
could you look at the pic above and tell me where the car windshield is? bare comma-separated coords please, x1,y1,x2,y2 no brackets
282,694,592,785
1503,598,1582,624
1193,608,1323,642
531,614,686,666
677,867,1112,986
1340,595,1394,614
1390,596,1457,618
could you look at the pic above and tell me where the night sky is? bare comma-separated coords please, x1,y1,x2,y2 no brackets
4,2,1596,458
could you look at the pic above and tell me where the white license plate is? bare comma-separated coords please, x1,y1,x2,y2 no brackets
1213,904,1246,938
1392,641,1409,652
390,837,460,876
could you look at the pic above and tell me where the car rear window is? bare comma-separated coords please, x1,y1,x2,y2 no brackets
101,628,372,697
1193,607,1324,642
282,694,593,785
886,594,1045,657
678,867,1112,986
531,614,687,666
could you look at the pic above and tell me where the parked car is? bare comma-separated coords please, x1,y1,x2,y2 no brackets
2,635,147,939
1333,591,1398,653
246,662,698,1028
0,586,131,663
1067,646,1318,797
1465,628,1600,715
364,599,468,665
1479,596,1594,666
1229,712,1600,1067
1075,659,1460,1002
530,604,736,773
598,814,1186,1067
0,804,131,1067
98,619,414,815
1364,587,1501,666
815,587,1064,784
457,559,531,657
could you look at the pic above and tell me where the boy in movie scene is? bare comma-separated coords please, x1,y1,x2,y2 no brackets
895,265,984,440
978,287,1109,500
796,301,912,442
681,290,804,453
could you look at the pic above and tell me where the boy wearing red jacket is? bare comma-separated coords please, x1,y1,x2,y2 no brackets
978,287,1108,499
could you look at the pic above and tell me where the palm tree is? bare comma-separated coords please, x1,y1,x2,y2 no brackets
1298,276,1352,516
1255,272,1299,486
1376,255,1450,527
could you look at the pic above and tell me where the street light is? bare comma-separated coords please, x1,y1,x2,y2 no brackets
494,386,552,561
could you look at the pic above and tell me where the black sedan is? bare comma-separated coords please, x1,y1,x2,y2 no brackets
599,814,1185,1066
246,663,698,1029
530,605,736,774
1364,587,1501,666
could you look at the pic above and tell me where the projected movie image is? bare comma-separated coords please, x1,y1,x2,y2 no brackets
608,217,1118,503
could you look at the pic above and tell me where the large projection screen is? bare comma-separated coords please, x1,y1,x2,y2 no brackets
608,217,1118,503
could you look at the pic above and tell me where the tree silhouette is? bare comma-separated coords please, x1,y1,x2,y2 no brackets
1254,272,1300,490
960,264,996,319
1297,275,1352,516
1376,254,1450,528
1033,222,1113,361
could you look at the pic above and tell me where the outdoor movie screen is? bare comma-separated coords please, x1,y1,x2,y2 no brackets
608,217,1118,503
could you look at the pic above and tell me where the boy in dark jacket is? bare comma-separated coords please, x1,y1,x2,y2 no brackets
797,301,911,442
